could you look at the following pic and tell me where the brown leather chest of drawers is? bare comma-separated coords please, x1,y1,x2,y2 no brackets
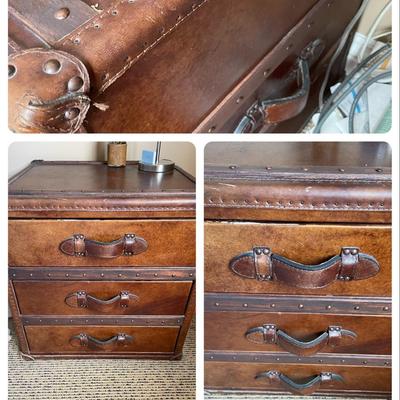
204,142,392,397
8,160,195,360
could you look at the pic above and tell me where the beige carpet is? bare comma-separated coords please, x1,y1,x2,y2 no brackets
8,322,195,400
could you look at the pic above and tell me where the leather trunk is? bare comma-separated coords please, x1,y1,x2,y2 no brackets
8,0,363,133
204,142,392,397
9,160,196,360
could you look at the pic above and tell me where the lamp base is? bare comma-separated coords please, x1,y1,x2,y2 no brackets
138,159,175,173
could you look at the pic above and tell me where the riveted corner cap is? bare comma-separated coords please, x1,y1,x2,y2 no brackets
8,48,90,133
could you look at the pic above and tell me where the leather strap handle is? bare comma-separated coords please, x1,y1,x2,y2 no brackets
229,246,379,289
246,325,357,356
59,233,148,258
234,39,325,133
70,333,133,350
65,291,139,311
256,371,344,396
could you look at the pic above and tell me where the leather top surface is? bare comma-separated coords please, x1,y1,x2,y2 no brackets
9,161,195,196
204,143,391,224
205,142,391,169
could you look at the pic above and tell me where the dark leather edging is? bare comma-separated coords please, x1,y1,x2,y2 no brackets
204,351,392,367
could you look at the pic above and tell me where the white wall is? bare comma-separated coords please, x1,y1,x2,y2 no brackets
358,0,392,36
8,142,196,177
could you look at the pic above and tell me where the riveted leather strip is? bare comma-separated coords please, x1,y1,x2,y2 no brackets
339,247,359,280
229,247,380,289
253,247,272,280
9,48,90,133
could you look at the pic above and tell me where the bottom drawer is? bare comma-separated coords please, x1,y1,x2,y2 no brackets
25,325,179,354
205,362,391,395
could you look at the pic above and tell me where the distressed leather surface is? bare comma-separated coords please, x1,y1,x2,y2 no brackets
25,326,179,354
8,0,363,133
14,280,191,316
205,143,392,223
205,222,391,296
9,161,196,218
205,312,391,355
8,48,90,133
9,219,195,267
205,362,391,393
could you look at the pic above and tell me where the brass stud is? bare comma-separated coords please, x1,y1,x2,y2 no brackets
326,305,332,310
354,306,360,310
43,59,61,74
383,306,389,311
351,249,358,255
344,249,351,255
64,108,80,120
215,303,219,307
243,303,248,308
54,7,70,20
298,304,304,309
270,304,276,308
100,273,104,277
8,64,16,78
255,249,262,255
68,76,84,92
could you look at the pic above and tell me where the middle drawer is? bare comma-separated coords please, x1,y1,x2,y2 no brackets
14,281,192,315
205,312,391,355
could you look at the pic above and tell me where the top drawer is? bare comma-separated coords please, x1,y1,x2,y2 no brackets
9,219,195,267
205,222,391,296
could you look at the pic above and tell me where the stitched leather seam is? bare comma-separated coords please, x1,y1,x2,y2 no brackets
205,203,390,212
206,177,390,184
9,206,194,211
60,0,209,93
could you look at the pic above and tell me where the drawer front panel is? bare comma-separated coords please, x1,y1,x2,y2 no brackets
9,219,195,267
205,222,391,296
205,312,391,355
14,281,191,316
25,325,179,354
204,362,391,394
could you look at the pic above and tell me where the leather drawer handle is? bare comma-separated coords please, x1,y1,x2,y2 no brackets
256,371,344,396
59,233,148,258
229,246,380,289
70,333,133,349
246,325,356,356
65,291,139,310
234,39,325,133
